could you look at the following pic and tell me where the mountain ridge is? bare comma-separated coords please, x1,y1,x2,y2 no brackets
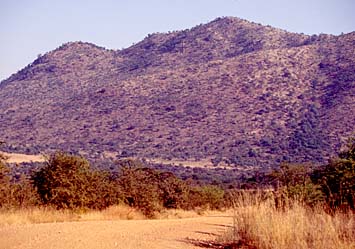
1,17,354,168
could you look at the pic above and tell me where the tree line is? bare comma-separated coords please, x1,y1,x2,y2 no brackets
1,139,355,215
0,152,225,217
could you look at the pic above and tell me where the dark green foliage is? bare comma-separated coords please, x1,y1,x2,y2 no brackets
117,162,162,217
268,163,324,207
116,159,189,217
288,105,330,163
313,140,355,210
83,170,121,210
115,159,226,216
187,185,225,210
158,171,189,209
32,152,119,210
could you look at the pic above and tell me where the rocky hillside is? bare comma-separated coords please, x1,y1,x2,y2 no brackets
1,17,354,168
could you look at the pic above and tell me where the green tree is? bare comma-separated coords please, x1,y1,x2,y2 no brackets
158,171,189,209
186,185,225,210
269,163,324,207
32,152,118,210
313,140,355,210
116,160,162,217
116,159,190,216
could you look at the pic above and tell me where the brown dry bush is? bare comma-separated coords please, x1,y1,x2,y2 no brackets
0,153,38,209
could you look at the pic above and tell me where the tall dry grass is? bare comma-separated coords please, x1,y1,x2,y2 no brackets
220,192,355,249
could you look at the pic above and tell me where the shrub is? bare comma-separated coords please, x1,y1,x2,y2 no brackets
117,162,162,217
32,152,118,210
158,171,189,209
116,159,191,216
0,153,38,209
268,163,324,207
198,185,225,209
313,140,355,210
9,174,39,208
0,153,11,208
187,185,225,210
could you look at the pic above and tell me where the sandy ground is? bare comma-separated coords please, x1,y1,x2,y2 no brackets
0,215,233,249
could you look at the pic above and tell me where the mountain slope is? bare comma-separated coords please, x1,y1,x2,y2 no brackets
1,17,354,168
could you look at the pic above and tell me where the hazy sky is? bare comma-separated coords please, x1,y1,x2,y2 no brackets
1,0,354,81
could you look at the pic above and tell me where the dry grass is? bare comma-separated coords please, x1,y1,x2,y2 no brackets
0,205,145,226
154,209,201,219
220,192,355,249
0,205,223,226
0,207,80,225
154,208,231,219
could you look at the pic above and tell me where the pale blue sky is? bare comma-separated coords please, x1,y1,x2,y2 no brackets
1,0,354,81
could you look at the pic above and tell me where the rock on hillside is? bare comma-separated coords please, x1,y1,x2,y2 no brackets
0,17,354,168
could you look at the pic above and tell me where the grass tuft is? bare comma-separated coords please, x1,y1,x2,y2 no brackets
219,192,355,249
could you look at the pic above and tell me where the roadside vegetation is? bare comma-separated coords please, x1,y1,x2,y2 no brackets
219,193,355,249
0,152,227,223
218,139,355,248
1,140,355,248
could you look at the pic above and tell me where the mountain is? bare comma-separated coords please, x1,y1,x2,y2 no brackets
1,17,355,168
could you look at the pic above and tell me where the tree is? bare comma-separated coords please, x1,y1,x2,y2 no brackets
116,159,190,216
313,139,355,210
268,163,324,207
116,160,162,217
32,152,117,210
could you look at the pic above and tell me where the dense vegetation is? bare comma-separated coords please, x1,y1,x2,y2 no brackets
1,139,355,217
1,152,227,217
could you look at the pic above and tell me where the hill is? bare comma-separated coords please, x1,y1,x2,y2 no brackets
1,17,355,168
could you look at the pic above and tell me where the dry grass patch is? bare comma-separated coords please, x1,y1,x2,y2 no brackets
0,207,80,226
0,205,145,226
220,193,355,249
154,209,200,219
0,205,229,226
154,208,231,219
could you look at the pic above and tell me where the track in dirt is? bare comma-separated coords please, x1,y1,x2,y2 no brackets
0,215,233,249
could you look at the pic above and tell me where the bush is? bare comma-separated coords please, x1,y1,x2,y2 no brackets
117,161,162,217
313,140,355,210
0,153,38,209
116,159,189,217
32,152,118,210
268,163,324,207
0,153,11,208
2,152,228,215
162,172,190,208
187,185,225,210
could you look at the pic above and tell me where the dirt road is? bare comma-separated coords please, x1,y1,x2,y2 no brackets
0,215,233,249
